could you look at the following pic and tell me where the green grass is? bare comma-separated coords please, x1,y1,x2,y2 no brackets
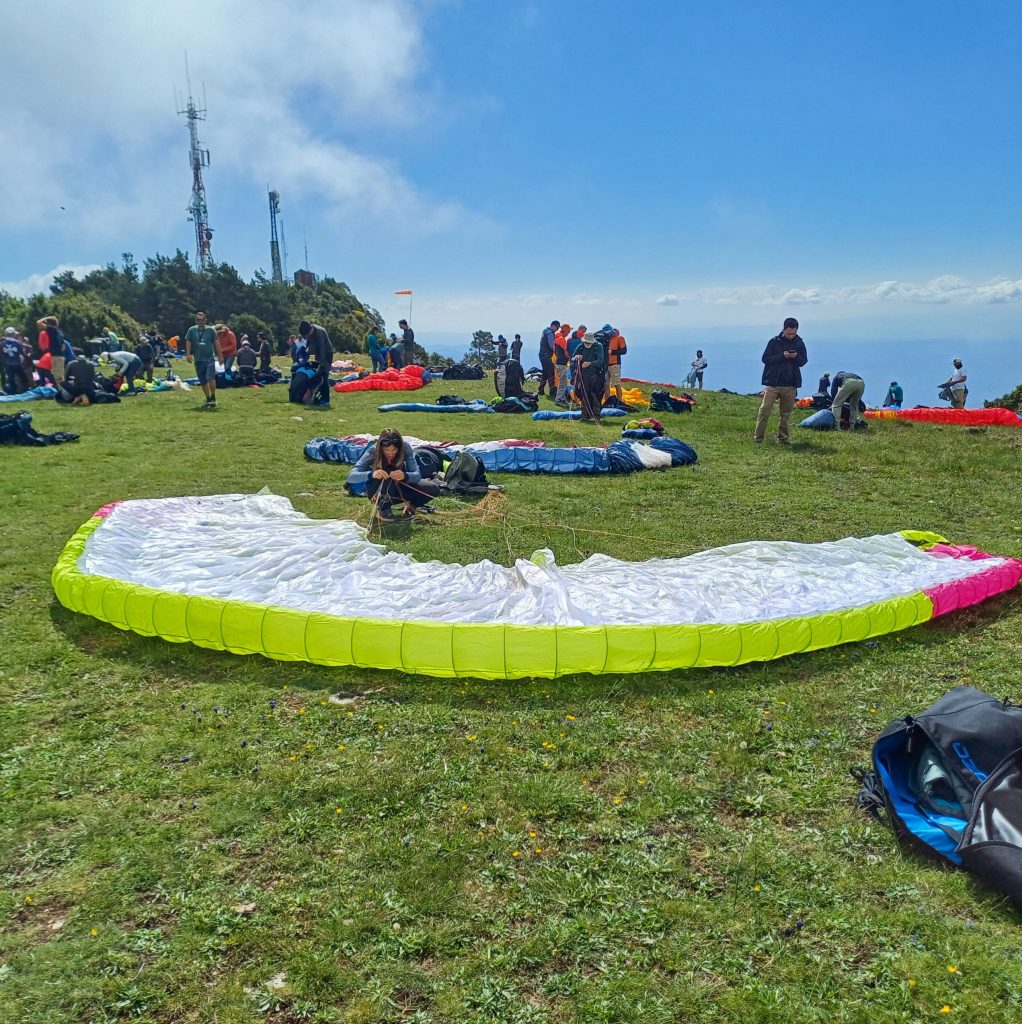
2,365,1021,1023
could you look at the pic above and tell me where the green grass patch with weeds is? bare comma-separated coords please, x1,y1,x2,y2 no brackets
1,368,1021,1022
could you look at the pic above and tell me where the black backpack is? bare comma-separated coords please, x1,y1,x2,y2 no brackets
857,686,1022,908
443,450,489,495
413,446,447,479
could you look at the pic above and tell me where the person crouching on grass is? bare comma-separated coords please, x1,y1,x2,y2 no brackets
347,428,433,524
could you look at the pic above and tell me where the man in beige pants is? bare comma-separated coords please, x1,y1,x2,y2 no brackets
754,317,808,444
829,370,866,429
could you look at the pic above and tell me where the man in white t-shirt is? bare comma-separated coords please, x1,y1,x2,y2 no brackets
941,359,968,408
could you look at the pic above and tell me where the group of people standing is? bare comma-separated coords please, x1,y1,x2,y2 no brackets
754,317,973,443
362,320,417,373
536,321,629,420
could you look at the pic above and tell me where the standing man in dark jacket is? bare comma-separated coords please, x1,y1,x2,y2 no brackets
298,319,334,408
753,317,808,444
510,334,523,362
538,320,559,397
398,319,416,366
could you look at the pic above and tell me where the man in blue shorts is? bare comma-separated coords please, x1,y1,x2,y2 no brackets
185,311,222,410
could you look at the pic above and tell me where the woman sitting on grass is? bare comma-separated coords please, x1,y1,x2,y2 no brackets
347,428,432,523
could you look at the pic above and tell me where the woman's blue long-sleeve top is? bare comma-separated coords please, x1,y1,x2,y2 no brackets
346,442,422,490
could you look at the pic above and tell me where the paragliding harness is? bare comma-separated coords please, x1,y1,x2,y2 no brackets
650,389,694,414
289,364,318,404
0,412,79,447
442,362,486,381
494,358,528,400
492,396,538,414
443,450,490,495
855,686,1022,909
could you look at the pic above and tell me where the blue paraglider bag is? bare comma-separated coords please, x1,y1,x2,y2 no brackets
799,409,836,430
857,686,1022,908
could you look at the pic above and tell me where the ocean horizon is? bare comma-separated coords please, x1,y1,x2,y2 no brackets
415,329,1021,407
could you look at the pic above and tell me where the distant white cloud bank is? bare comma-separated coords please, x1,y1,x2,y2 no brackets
659,275,1022,307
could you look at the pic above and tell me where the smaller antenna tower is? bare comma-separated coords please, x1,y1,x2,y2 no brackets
268,188,283,283
177,63,213,271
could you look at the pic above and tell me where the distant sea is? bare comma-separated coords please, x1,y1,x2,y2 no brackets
416,329,1021,406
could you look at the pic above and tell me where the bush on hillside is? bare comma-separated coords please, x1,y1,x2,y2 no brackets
986,383,1022,411
23,290,142,350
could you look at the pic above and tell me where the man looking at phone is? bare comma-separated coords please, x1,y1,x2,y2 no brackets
754,317,808,444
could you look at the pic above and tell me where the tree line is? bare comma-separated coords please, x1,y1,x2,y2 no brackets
0,251,447,363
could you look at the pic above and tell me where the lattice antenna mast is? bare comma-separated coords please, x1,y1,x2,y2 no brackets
268,188,283,283
177,64,213,271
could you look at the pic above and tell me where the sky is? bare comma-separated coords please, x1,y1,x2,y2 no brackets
2,0,1022,351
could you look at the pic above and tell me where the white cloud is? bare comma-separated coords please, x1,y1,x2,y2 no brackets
0,264,102,299
0,1,472,247
658,276,1022,308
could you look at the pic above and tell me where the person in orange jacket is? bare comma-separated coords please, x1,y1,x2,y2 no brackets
215,323,238,374
600,324,627,402
553,322,571,406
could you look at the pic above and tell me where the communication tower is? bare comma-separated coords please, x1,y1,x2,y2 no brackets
268,189,283,283
177,72,213,271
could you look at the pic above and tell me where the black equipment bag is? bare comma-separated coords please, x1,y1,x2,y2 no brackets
857,686,1022,907
413,445,447,480
443,450,489,495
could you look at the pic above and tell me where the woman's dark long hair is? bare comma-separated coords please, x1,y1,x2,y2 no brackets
372,427,405,470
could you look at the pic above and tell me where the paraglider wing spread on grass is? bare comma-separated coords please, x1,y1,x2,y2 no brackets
53,495,1022,679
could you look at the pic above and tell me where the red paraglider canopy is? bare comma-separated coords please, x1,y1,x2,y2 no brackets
866,407,1022,428
334,365,427,393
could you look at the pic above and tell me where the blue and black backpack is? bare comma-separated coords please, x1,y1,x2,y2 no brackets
857,686,1022,908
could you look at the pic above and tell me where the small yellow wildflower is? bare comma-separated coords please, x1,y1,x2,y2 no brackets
320,700,327,705
535,848,542,854
753,884,761,892
947,966,958,974
638,779,647,785
289,755,297,762
707,689,714,695
512,850,520,858
940,1007,952,1015
461,804,468,811
335,807,343,814
908,979,917,988
529,831,537,838
90,928,99,936
566,714,576,721
466,735,478,741
283,685,289,691
24,896,32,905
298,708,306,715
613,797,623,805
337,745,346,751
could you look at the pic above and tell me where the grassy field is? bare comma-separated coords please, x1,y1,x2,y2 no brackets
2,362,1021,1024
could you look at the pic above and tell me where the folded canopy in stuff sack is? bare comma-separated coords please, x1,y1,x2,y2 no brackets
378,399,494,413
54,496,1022,679
531,407,627,420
